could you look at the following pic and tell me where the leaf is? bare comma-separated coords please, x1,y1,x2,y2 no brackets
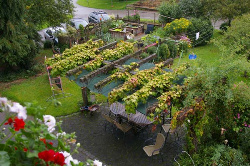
27,150,39,158
0,151,10,166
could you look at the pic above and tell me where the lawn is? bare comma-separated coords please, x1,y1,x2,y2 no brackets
1,74,82,117
77,0,139,10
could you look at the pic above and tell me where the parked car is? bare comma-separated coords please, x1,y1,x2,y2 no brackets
69,18,88,30
44,27,67,44
88,11,110,23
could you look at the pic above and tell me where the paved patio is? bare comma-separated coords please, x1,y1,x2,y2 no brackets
59,104,185,166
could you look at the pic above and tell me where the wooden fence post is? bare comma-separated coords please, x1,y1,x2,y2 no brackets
81,87,88,106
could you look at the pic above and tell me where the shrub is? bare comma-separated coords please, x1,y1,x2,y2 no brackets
219,21,230,32
44,40,53,49
175,144,248,166
179,0,203,18
140,52,149,59
164,18,192,35
187,18,213,47
147,46,157,55
166,40,178,58
157,44,170,60
158,1,183,23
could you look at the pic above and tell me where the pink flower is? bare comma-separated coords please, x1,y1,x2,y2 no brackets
237,113,240,119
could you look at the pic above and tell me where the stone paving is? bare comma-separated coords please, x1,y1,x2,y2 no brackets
59,104,185,166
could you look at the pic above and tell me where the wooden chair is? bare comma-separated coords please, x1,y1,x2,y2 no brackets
143,133,165,162
113,121,132,134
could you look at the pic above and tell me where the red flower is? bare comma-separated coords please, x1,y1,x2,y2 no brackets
54,152,65,166
49,142,53,146
40,138,46,145
15,147,18,150
13,117,25,131
38,150,55,162
4,118,13,125
23,148,28,152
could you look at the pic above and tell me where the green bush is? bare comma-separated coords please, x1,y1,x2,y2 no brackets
175,144,248,166
158,1,183,23
44,40,53,49
147,46,157,55
187,18,213,47
220,21,230,32
179,0,203,18
140,52,149,59
157,43,170,60
166,40,178,58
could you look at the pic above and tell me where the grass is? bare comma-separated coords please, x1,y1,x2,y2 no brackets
1,74,82,117
140,18,160,24
172,30,221,68
77,0,139,10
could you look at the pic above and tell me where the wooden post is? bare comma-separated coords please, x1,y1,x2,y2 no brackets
128,9,129,22
81,87,88,106
154,13,155,25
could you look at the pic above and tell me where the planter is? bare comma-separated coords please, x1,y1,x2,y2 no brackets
109,28,130,40
125,23,144,35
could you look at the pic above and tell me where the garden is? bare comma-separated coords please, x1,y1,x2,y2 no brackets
1,0,250,166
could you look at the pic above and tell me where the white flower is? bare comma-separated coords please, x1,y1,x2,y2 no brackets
93,159,103,166
0,97,8,108
9,102,27,120
187,119,190,123
43,115,56,133
56,132,66,138
60,151,79,166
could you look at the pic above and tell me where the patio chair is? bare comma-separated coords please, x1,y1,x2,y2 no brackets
113,121,132,134
102,113,115,131
161,123,182,151
143,133,165,162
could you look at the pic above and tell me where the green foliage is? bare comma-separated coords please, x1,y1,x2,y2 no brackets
157,44,170,60
175,144,248,165
111,20,125,29
219,21,230,32
164,18,192,36
187,18,213,47
25,0,74,28
140,52,149,59
215,13,250,60
147,46,157,55
201,0,250,25
179,0,203,18
0,0,39,70
166,40,178,58
123,12,140,22
158,1,183,23
44,41,53,49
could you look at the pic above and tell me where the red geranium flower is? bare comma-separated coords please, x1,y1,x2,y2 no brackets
49,142,53,146
23,148,28,152
40,138,46,145
54,152,65,166
38,149,55,162
4,118,13,125
13,117,25,131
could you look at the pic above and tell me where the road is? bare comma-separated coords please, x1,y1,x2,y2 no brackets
39,0,222,40
72,0,158,20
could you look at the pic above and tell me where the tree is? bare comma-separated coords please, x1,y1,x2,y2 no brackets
215,13,250,61
158,1,183,23
0,0,39,69
24,0,75,28
0,0,74,71
179,0,203,18
201,0,250,26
